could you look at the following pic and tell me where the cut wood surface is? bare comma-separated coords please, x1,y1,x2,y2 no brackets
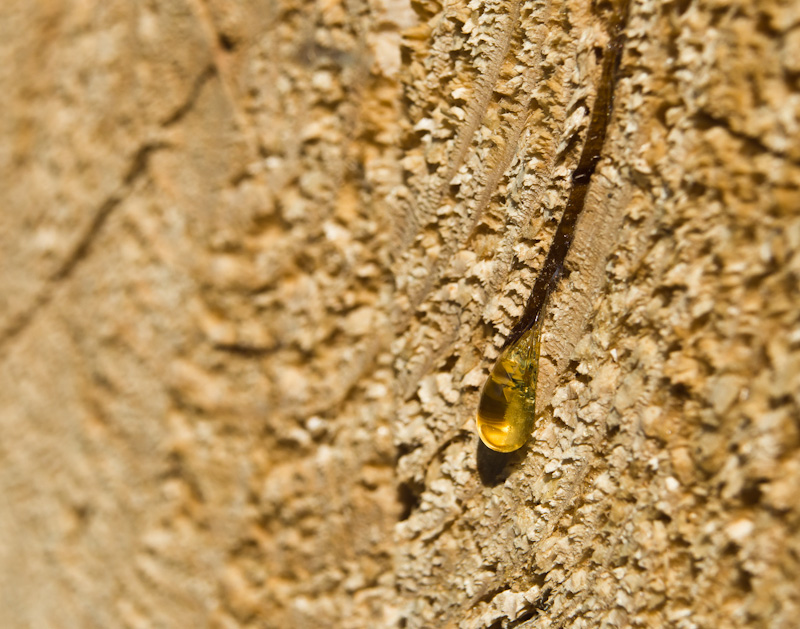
1,0,799,627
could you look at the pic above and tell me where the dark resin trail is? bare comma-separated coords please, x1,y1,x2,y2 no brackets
477,0,631,453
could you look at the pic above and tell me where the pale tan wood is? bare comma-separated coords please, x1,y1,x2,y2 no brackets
1,0,799,627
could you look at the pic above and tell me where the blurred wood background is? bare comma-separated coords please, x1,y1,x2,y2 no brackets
1,0,799,626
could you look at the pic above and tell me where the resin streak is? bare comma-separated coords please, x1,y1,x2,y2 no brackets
476,0,631,452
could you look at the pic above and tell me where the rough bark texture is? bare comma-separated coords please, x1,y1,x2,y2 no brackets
2,0,799,627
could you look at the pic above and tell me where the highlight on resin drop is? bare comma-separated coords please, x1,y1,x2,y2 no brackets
476,316,544,453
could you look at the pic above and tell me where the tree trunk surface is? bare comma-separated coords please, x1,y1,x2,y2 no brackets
1,0,799,627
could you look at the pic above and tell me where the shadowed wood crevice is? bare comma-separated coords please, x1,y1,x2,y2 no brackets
0,57,227,352
0,141,168,352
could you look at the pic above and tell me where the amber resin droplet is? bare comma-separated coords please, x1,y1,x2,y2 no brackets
475,0,630,455
476,317,543,453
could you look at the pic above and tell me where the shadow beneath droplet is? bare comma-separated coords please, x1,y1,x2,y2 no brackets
476,441,515,486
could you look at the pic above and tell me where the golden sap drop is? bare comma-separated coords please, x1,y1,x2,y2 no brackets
476,318,543,452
